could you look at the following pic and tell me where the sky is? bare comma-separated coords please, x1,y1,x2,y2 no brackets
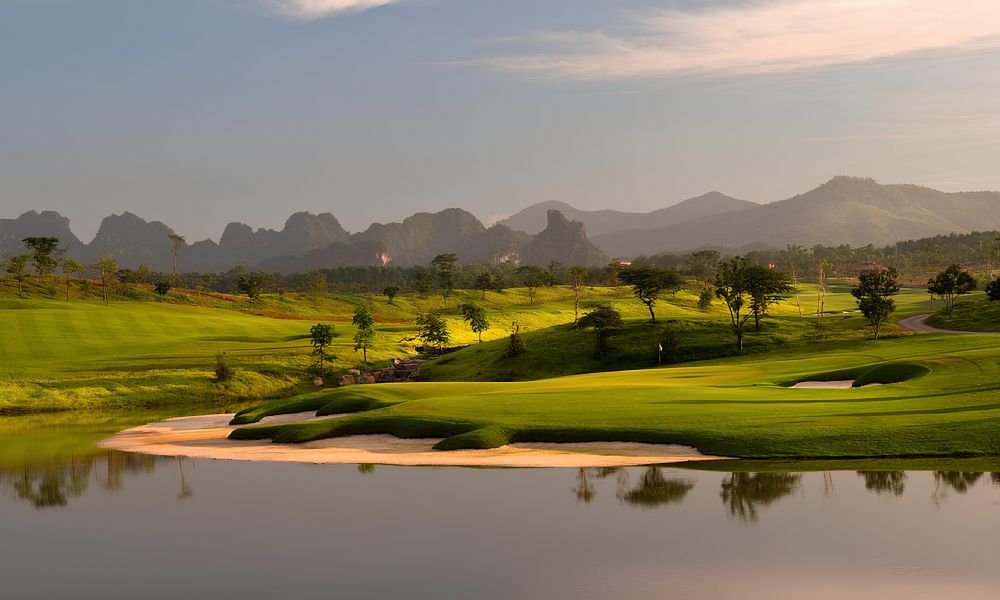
3,0,1000,242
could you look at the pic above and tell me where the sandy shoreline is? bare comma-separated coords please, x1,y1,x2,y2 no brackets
98,412,726,468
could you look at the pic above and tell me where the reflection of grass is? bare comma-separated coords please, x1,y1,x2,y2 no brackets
233,331,1000,459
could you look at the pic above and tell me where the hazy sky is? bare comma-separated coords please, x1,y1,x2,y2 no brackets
4,0,1000,241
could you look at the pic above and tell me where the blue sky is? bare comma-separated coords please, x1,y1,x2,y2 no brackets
3,0,1000,241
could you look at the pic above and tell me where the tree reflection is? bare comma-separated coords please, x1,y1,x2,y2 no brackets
857,471,907,496
992,473,1000,486
933,471,983,494
572,467,627,503
357,463,376,475
720,472,802,523
2,451,158,509
619,467,694,508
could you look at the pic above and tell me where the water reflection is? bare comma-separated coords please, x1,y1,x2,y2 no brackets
857,471,907,496
720,472,802,523
933,471,983,494
2,451,160,509
619,467,694,508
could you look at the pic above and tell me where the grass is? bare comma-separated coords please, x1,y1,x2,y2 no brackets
231,330,1000,459
926,295,1000,332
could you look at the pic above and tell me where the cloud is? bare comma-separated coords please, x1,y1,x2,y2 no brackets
264,0,398,20
476,0,1000,80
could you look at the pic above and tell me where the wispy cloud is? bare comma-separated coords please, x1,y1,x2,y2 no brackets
476,0,1000,80
263,0,398,20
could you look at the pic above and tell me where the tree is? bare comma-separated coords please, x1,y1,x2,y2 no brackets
714,256,754,351
237,271,269,301
546,260,562,286
784,245,809,317
515,265,545,304
577,304,624,358
93,256,119,305
61,258,86,302
414,267,434,297
745,265,793,331
505,321,526,357
568,265,588,322
309,323,335,374
604,260,624,286
22,237,62,283
927,264,977,315
416,313,450,353
619,265,682,324
852,267,900,340
684,249,720,289
383,285,400,305
460,302,490,343
816,258,831,329
473,273,494,300
351,306,375,364
168,234,186,285
153,281,172,296
431,253,458,299
302,273,328,296
4,254,30,294
135,264,153,285
986,277,1000,302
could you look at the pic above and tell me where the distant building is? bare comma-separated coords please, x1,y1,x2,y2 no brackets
859,261,886,273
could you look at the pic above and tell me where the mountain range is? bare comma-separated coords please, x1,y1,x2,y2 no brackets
3,177,1000,273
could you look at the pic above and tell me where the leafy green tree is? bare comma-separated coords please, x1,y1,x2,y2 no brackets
136,264,153,284
414,267,434,297
927,264,977,315
604,260,624,286
852,267,900,339
168,234,186,285
302,273,328,296
505,321,526,357
22,237,62,282
61,258,85,301
93,256,119,305
619,265,682,324
5,254,31,294
383,285,400,304
577,304,624,358
515,265,545,304
416,313,450,353
153,281,172,296
568,265,588,322
697,288,713,310
237,271,269,301
352,306,375,364
683,249,720,289
309,323,336,374
431,253,458,299
745,265,793,331
460,302,490,343
714,256,753,351
473,273,494,300
546,260,562,286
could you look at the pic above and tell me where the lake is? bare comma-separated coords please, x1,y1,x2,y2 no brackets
3,437,1000,599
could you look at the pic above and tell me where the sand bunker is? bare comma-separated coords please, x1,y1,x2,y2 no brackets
98,412,725,468
791,380,857,389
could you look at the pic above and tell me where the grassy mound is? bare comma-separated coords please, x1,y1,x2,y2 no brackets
926,297,1000,332
432,426,512,451
787,362,930,388
230,390,338,424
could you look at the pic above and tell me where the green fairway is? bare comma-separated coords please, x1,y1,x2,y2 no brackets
232,330,1000,459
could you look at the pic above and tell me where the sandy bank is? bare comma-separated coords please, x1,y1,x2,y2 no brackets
98,412,725,468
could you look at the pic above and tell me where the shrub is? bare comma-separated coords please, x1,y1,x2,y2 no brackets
986,277,1000,302
505,322,526,358
153,281,172,296
698,288,713,310
214,351,234,382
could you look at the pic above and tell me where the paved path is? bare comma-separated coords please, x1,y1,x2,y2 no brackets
898,313,998,335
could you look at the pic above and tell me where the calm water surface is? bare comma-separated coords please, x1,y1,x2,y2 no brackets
3,446,1000,600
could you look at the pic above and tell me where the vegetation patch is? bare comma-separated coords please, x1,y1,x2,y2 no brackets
432,426,512,450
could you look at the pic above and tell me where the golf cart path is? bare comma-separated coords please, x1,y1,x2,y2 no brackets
898,314,999,335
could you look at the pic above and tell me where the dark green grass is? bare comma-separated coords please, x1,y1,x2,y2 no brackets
433,426,512,451
926,297,1000,332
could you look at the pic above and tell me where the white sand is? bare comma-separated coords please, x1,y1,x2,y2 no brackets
791,380,856,389
98,412,725,468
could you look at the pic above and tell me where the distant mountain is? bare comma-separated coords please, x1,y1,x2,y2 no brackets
87,212,178,271
498,192,756,236
0,211,85,258
591,177,1000,257
352,208,487,266
521,209,608,267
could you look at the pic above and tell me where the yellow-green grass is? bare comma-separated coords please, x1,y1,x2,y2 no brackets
232,331,1000,459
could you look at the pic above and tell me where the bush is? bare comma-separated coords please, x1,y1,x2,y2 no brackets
214,351,234,382
698,288,713,310
153,281,172,296
986,277,1000,302
432,426,511,451
505,323,526,358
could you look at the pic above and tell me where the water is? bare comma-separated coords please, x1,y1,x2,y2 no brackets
3,449,1000,599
